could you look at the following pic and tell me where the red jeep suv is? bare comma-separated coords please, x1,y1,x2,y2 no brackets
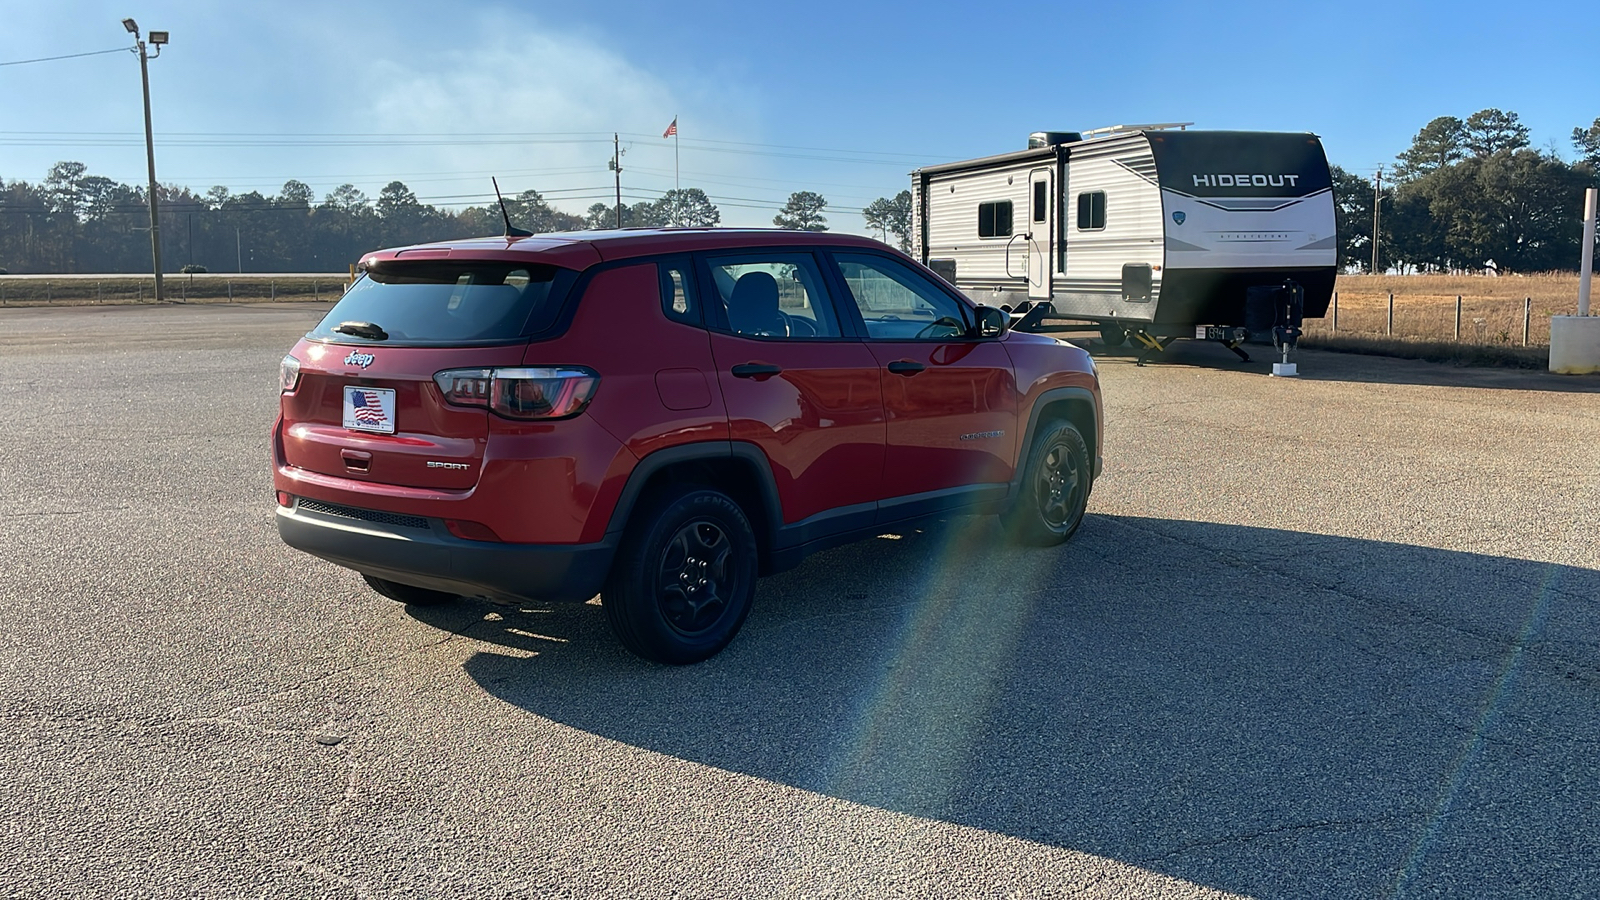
273,229,1101,664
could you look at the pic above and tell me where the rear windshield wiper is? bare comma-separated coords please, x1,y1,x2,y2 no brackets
333,321,389,341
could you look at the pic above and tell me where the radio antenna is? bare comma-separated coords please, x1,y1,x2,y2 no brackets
492,177,533,238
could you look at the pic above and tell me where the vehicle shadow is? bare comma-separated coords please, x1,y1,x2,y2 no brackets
408,515,1600,897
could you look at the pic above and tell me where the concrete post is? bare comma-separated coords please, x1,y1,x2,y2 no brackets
1580,187,1596,317
1550,187,1600,373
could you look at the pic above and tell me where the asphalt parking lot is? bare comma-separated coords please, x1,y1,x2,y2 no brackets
2,301,1597,898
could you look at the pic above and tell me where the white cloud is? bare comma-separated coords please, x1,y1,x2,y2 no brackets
351,8,765,216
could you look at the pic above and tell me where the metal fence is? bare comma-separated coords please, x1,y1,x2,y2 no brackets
0,275,347,307
1303,291,1559,347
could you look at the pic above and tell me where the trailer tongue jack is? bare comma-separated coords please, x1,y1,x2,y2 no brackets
1245,280,1306,377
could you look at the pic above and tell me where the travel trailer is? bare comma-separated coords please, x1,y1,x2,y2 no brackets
911,125,1337,357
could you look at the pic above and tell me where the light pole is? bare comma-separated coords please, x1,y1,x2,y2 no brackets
1371,166,1383,275
123,18,168,301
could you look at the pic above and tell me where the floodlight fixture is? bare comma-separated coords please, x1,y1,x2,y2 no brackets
122,17,138,35
148,31,168,45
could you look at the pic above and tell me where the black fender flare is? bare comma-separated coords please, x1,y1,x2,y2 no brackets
1008,386,1101,500
602,440,783,548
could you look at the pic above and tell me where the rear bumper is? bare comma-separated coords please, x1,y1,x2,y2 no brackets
276,498,614,603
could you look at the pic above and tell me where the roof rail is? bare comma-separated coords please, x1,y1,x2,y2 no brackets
1080,122,1194,138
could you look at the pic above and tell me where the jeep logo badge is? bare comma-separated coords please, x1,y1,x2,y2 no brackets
344,351,375,368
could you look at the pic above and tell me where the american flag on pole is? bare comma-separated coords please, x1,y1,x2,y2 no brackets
350,390,387,425
663,117,678,139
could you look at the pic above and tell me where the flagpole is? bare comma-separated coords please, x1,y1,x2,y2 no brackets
674,114,679,192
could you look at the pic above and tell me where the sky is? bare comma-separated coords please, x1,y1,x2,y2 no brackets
2,0,1597,235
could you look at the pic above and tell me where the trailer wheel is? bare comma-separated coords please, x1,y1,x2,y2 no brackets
1099,325,1129,347
1001,421,1091,547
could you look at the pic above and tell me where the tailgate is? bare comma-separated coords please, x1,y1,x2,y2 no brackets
280,342,527,490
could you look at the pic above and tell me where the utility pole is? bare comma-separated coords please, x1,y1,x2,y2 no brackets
124,19,169,301
610,133,623,228
1371,166,1383,275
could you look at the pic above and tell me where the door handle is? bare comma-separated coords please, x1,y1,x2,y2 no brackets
886,360,925,376
731,363,782,379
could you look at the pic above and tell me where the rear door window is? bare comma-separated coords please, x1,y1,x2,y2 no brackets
700,253,843,339
310,261,576,345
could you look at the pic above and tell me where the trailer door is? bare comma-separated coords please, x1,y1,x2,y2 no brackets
1026,168,1052,300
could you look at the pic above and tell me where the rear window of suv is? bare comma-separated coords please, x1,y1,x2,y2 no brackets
309,261,577,346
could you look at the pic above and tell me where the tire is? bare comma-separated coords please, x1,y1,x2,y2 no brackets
1099,324,1129,347
603,486,759,665
1001,421,1092,546
362,574,459,606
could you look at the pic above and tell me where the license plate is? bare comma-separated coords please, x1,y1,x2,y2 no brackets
343,386,396,434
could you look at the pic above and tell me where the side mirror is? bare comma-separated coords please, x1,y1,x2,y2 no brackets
972,305,1007,338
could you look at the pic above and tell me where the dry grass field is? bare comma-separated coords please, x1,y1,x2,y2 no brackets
1308,272,1583,347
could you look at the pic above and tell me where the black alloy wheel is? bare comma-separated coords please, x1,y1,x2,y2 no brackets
1002,421,1091,546
1036,439,1082,530
656,519,737,637
604,486,758,664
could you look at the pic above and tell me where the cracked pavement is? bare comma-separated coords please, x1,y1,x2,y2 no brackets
1,302,1597,898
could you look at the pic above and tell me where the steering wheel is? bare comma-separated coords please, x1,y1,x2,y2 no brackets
914,316,965,339
782,313,818,338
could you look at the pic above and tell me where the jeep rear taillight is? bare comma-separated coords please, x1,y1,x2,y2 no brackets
433,367,599,420
435,368,494,406
279,355,301,393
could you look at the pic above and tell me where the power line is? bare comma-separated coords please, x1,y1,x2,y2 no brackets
0,47,128,67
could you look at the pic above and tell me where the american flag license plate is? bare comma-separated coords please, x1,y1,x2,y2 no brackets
343,386,396,434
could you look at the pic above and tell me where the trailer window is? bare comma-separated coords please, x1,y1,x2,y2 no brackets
1077,192,1106,231
978,201,1013,238
1032,180,1047,223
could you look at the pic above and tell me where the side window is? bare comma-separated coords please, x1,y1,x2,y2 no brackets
1077,191,1106,230
659,261,697,325
977,200,1013,238
833,253,970,341
1032,180,1047,223
703,253,842,340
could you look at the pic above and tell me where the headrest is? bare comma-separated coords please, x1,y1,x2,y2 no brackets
728,271,782,335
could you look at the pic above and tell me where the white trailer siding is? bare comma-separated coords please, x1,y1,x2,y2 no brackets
921,152,1048,292
1054,134,1163,322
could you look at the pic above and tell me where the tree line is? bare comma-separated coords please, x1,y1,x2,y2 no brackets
1333,109,1600,274
0,163,895,274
